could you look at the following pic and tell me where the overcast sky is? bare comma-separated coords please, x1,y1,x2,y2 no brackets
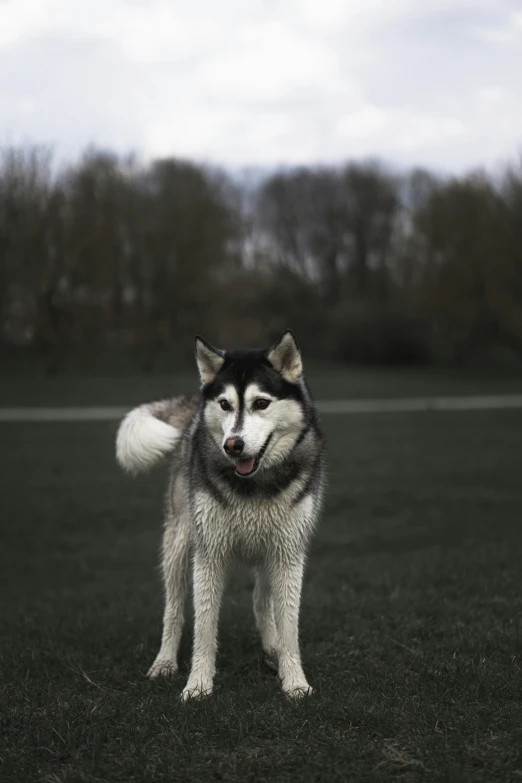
1,0,521,174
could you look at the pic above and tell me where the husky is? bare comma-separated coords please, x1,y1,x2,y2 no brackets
116,330,325,700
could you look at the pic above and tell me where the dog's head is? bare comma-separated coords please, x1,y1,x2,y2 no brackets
195,331,307,478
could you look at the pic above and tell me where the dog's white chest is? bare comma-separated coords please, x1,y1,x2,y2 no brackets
193,489,314,563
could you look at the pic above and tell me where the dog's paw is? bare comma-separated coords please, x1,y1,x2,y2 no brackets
147,658,177,679
282,680,313,698
181,682,213,702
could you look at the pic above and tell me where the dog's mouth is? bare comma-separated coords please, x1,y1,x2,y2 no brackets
235,456,257,476
234,434,273,478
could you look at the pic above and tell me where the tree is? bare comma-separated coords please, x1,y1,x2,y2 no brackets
0,146,55,349
413,173,520,358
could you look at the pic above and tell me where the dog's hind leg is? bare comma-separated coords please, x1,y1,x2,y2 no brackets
147,516,190,678
253,568,279,671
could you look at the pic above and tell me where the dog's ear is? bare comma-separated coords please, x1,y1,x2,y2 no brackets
195,336,225,385
267,330,302,383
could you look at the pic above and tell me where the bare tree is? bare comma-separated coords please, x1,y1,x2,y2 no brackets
2,143,522,369
0,146,58,355
413,173,519,359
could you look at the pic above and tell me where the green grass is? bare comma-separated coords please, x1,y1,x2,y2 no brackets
2,401,522,781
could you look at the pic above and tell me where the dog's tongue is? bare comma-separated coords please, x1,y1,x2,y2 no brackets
236,457,256,475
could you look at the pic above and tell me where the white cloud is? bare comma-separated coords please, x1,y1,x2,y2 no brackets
299,0,360,29
0,0,521,172
16,98,35,116
509,10,522,29
476,87,506,104
337,106,466,156
145,105,313,165
112,9,223,64
196,22,341,103
337,105,386,138
473,9,522,42
0,0,225,61
297,0,497,31
0,0,47,46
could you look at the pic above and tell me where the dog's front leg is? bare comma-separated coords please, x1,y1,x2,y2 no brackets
269,556,312,697
182,550,226,701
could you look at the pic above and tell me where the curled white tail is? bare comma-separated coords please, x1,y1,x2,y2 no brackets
116,404,180,474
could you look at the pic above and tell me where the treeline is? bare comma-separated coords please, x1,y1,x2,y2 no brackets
1,145,522,370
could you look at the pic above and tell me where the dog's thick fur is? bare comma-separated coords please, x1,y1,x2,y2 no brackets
116,331,325,699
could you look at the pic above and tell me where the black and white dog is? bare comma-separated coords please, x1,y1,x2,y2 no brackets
116,331,325,699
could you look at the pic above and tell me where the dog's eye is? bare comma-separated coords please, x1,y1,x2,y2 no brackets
219,399,232,412
254,398,271,411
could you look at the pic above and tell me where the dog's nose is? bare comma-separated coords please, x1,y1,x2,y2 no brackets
224,436,244,456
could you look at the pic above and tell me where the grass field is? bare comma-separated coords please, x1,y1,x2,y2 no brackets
1,369,522,781
2,355,522,407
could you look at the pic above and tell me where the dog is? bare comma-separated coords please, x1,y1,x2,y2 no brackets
116,330,325,699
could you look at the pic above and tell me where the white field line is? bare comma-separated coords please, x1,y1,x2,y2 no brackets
317,394,522,414
0,395,522,422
